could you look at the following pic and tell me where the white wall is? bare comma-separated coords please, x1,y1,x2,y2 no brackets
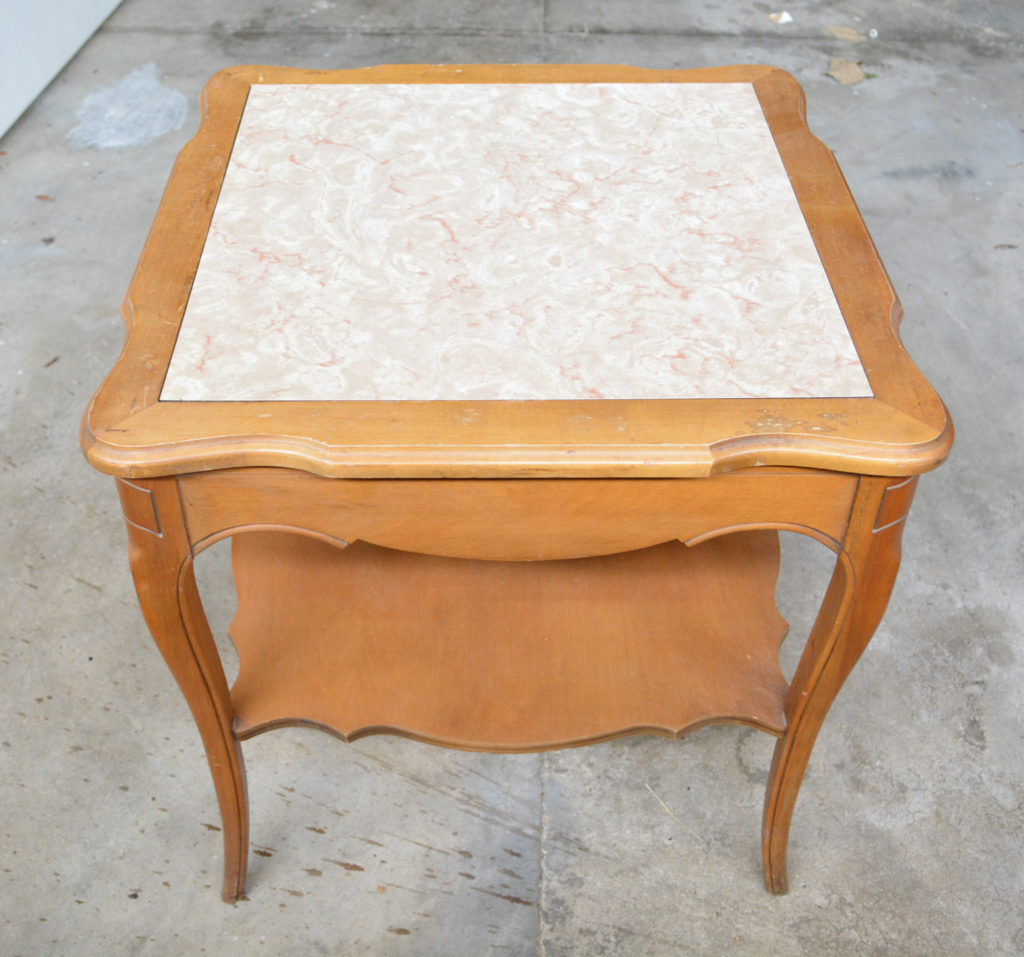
0,0,124,138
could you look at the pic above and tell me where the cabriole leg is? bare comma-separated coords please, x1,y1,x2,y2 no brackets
116,476,249,902
762,476,918,893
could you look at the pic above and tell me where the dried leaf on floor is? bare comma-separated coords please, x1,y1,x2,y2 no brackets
827,58,866,86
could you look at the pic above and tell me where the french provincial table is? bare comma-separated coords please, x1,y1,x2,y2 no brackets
81,63,952,900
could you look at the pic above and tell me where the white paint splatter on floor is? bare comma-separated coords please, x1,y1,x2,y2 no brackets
68,63,186,149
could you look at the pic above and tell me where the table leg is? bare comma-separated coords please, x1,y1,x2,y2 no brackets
762,475,918,893
116,476,249,902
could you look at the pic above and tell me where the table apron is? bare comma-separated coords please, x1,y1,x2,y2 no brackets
172,468,860,561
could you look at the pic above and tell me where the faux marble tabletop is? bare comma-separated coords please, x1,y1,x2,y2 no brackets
161,82,872,402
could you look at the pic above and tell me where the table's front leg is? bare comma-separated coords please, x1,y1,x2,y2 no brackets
762,474,918,893
116,476,249,903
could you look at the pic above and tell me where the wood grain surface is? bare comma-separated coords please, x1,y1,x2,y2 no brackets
228,530,790,749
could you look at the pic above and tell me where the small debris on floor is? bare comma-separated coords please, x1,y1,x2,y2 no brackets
768,11,793,24
827,58,866,86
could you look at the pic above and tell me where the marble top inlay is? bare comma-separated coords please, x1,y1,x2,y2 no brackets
161,82,872,402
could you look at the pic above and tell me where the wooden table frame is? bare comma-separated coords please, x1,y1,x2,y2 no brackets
82,64,952,900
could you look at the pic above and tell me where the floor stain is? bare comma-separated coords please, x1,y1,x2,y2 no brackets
384,832,451,856
323,859,364,872
68,63,187,150
471,887,534,907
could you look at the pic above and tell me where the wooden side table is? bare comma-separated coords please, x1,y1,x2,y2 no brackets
81,64,952,900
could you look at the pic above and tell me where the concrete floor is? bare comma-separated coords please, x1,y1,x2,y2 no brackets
2,1,1022,953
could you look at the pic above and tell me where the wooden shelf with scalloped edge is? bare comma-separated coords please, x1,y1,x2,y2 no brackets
227,528,789,750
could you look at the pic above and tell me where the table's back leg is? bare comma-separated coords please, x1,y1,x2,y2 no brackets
116,476,249,903
762,476,917,894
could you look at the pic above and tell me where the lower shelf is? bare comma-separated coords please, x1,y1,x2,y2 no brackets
227,530,789,751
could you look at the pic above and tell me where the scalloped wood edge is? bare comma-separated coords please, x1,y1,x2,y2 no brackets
81,63,952,479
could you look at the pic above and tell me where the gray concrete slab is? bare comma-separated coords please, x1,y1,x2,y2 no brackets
2,1,1022,954
109,0,547,34
543,0,1024,41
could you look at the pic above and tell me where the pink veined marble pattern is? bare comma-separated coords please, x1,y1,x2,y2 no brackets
161,82,873,402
